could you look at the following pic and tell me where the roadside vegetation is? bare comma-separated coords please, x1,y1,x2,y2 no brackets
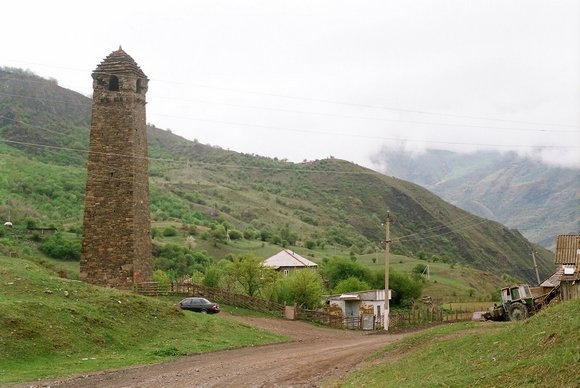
341,298,580,387
2,219,506,311
0,255,289,385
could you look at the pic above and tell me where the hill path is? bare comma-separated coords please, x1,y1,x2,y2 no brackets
18,313,408,387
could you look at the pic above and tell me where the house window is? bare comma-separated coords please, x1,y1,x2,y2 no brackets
283,269,289,277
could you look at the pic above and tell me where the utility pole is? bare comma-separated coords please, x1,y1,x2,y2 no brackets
384,212,391,331
531,245,541,285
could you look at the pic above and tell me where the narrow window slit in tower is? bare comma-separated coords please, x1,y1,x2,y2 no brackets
109,75,119,91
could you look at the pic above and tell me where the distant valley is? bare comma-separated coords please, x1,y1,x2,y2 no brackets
372,148,579,250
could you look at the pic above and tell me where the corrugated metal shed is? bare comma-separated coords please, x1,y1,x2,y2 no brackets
554,234,580,266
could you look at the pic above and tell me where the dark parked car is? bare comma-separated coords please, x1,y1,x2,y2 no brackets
178,297,220,314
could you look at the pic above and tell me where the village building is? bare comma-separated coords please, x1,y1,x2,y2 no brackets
326,289,386,330
537,268,563,295
554,234,580,301
262,249,318,276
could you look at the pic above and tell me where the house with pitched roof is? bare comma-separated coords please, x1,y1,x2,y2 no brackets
262,249,318,277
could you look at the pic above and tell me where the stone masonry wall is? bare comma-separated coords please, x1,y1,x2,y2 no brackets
80,50,152,289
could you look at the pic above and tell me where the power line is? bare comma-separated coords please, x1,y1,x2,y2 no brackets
3,112,577,154
2,88,577,134
0,137,554,245
0,135,510,244
0,136,384,175
150,114,580,149
2,65,579,130
394,217,490,243
0,116,580,173
148,100,578,133
149,77,580,129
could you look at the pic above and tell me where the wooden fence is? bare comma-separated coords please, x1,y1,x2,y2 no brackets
389,308,475,330
135,282,477,330
294,307,344,328
135,282,285,316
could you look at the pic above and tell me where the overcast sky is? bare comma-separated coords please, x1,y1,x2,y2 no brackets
2,0,579,169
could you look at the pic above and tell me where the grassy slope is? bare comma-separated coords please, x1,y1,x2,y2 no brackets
0,255,288,384
1,242,575,386
0,69,558,283
1,210,509,305
357,252,506,302
342,298,580,387
152,154,555,282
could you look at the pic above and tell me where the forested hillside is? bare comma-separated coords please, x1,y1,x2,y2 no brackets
0,67,556,282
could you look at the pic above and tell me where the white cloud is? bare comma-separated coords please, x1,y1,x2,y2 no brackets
2,0,578,168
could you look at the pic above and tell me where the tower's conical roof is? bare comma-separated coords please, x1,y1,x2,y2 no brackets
93,47,147,79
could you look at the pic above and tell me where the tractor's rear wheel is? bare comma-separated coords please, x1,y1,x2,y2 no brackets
508,302,528,321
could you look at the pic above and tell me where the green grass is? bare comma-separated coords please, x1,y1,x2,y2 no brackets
358,252,504,302
0,256,289,385
341,298,580,387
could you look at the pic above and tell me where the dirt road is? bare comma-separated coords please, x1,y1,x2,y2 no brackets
18,314,408,387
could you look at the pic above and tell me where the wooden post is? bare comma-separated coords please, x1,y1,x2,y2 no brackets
531,245,541,285
384,213,391,331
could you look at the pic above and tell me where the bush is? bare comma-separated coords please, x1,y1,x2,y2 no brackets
271,270,325,309
243,227,258,240
321,257,374,290
228,229,243,240
162,227,178,237
39,233,81,261
333,277,371,294
412,263,428,275
203,265,223,288
389,270,423,306
305,240,316,249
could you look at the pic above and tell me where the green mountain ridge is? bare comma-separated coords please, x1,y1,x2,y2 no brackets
374,148,579,250
0,67,556,282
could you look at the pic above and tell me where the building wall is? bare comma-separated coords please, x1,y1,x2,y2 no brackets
277,265,317,277
561,281,580,301
80,50,152,289
554,234,579,301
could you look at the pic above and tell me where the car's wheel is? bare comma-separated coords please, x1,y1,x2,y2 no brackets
508,302,528,321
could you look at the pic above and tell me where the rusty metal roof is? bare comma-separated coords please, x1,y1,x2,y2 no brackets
555,234,580,265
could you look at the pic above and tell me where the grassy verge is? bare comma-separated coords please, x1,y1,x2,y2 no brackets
0,256,289,385
342,298,580,387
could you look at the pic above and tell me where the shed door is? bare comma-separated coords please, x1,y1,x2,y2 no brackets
345,300,360,317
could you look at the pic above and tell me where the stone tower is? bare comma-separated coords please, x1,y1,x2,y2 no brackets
80,47,152,289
